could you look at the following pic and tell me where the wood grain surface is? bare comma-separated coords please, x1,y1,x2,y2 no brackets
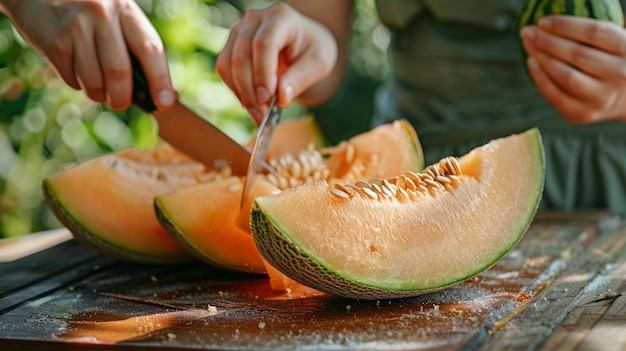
0,211,624,351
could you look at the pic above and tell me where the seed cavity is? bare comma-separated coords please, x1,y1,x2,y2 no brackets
330,156,464,201
263,145,328,190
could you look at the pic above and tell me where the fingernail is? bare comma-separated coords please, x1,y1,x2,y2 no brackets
521,27,537,40
248,107,263,124
158,90,175,107
527,57,540,72
523,39,536,54
538,17,553,29
283,84,294,103
256,86,271,104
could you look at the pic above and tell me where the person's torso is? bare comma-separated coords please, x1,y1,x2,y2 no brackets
372,0,626,215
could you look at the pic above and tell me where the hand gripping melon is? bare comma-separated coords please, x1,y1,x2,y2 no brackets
154,120,424,274
251,128,545,300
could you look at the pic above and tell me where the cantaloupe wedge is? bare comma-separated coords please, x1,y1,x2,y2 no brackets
41,116,325,265
154,120,424,274
251,128,545,299
42,145,206,264
155,177,278,273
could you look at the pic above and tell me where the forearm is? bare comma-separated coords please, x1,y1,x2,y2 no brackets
287,0,354,107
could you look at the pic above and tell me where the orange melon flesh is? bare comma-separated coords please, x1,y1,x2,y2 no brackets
261,259,326,299
246,115,326,156
42,145,207,264
155,177,278,273
41,116,324,266
324,119,424,180
251,128,545,300
155,120,424,275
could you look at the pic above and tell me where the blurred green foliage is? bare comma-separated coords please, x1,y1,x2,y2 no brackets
0,0,388,238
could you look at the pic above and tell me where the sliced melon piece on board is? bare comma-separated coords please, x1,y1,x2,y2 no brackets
251,128,545,300
41,116,325,265
155,120,424,274
155,177,278,273
42,145,215,264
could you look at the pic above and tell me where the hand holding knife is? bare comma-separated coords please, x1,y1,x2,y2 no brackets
130,54,281,210
130,55,252,176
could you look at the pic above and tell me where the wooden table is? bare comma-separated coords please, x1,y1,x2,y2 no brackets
0,211,624,350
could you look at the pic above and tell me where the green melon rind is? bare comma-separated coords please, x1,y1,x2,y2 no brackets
153,198,250,272
396,119,425,172
251,203,442,300
251,129,545,300
41,179,192,265
252,201,466,299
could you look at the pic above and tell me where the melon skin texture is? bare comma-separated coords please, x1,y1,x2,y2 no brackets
251,128,545,300
155,120,424,275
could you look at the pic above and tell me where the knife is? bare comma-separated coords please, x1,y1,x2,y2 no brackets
240,96,282,208
130,55,251,176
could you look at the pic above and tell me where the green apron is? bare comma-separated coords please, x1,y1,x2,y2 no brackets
373,0,626,215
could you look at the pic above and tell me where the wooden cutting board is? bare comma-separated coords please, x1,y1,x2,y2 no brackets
0,211,624,350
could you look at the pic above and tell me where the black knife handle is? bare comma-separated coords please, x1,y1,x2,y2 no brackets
130,54,157,113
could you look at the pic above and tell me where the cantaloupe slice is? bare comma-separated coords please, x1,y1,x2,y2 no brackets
251,128,545,300
42,145,208,264
41,116,325,265
155,177,279,273
154,120,424,274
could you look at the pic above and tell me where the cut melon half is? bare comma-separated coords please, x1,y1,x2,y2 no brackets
251,128,545,299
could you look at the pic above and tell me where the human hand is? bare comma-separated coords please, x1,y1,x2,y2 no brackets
0,0,175,111
521,15,626,123
216,2,341,124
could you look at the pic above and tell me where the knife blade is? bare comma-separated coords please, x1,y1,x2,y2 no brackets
130,55,251,176
241,96,282,208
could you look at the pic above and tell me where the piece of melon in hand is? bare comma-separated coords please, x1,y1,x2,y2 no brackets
251,128,545,300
